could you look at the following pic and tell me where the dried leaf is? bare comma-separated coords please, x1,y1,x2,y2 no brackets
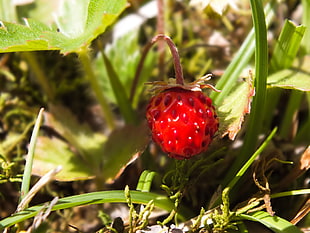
218,77,255,140
299,146,310,170
103,122,150,183
291,198,310,225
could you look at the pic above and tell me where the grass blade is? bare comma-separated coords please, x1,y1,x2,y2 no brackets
102,52,138,125
0,190,191,229
210,1,274,105
301,0,310,53
239,211,303,233
211,128,277,208
222,0,269,187
269,20,306,73
78,49,116,129
226,127,277,191
271,189,310,199
136,170,156,192
20,108,44,203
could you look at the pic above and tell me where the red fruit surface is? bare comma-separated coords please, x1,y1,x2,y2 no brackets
146,87,219,159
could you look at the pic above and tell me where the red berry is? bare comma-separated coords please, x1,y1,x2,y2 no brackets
146,87,219,159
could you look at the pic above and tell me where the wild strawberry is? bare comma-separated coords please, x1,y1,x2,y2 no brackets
146,86,219,160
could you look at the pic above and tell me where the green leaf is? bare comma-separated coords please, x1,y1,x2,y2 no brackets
54,0,90,38
301,0,310,53
0,19,57,52
20,108,44,203
270,20,306,72
136,170,156,192
33,136,94,181
263,20,305,131
102,123,149,183
43,106,149,182
267,69,310,91
222,0,269,189
210,1,275,105
0,0,127,54
95,30,157,107
45,105,107,172
16,0,60,25
218,78,254,140
0,190,190,229
102,52,138,125
239,211,303,233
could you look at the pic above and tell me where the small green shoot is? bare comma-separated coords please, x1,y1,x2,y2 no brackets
136,170,157,192
239,211,302,233
19,108,44,204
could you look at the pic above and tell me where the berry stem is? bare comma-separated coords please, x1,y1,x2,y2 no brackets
130,34,184,102
153,34,184,85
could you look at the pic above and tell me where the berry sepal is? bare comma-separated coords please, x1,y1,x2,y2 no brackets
145,74,221,94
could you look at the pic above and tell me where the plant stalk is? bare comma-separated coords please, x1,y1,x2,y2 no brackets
130,34,184,101
222,0,269,188
20,108,44,204
78,48,115,130
23,52,55,101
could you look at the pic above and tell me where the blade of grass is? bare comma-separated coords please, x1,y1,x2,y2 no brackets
101,52,138,125
239,211,303,233
301,0,310,53
0,190,192,229
78,48,115,130
17,166,62,212
221,0,269,187
279,90,303,139
226,127,277,191
264,20,306,131
269,20,306,73
271,189,310,199
20,108,44,203
210,1,275,105
136,170,156,192
22,52,55,100
211,127,277,208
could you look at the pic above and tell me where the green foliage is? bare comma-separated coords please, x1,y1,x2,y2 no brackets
210,1,275,105
125,185,155,233
301,0,310,53
20,108,44,203
0,0,309,232
0,190,188,229
32,106,149,182
239,211,302,233
33,136,95,181
136,170,156,192
101,123,149,183
269,20,306,72
267,69,310,91
95,30,157,107
101,52,138,125
218,77,254,140
0,0,127,54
